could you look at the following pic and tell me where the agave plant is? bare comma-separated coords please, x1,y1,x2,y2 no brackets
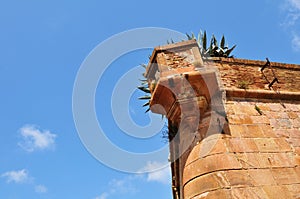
186,31,236,58
137,81,151,113
137,64,151,113
139,31,236,113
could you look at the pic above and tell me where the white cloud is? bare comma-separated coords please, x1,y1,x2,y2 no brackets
1,169,48,194
18,125,57,152
108,178,137,194
94,162,171,199
281,0,300,51
292,33,300,51
142,161,171,185
94,176,139,199
289,0,300,10
35,185,48,193
282,12,300,26
281,0,300,27
147,167,171,184
1,169,30,184
94,193,108,199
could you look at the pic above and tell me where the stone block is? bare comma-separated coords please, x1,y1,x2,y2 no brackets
292,118,300,128
288,138,300,147
289,129,300,138
231,187,267,199
243,125,264,138
233,105,259,116
254,138,279,152
224,170,253,187
228,125,244,137
274,138,293,152
227,115,253,125
183,171,228,199
262,185,292,199
227,138,258,153
183,154,241,185
236,153,260,169
288,112,299,119
271,168,300,184
273,130,289,138
248,169,276,185
192,189,232,199
259,153,294,168
286,184,300,199
269,104,284,112
261,125,277,137
250,116,270,124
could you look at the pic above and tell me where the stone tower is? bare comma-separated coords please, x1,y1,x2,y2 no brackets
144,40,300,199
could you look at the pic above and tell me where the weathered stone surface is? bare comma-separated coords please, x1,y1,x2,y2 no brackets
145,41,300,199
248,169,276,185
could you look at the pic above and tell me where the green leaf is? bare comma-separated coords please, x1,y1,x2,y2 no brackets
166,30,236,59
225,45,236,57
186,33,193,40
137,86,151,93
211,35,217,46
202,31,207,51
138,96,151,100
191,32,195,39
197,31,201,46
139,79,148,85
220,35,225,49
219,48,225,56
143,101,150,107
213,45,218,51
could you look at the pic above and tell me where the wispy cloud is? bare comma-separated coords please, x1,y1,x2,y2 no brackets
18,125,57,152
35,185,48,193
281,0,300,27
94,162,171,199
1,169,31,184
94,176,139,199
292,33,300,51
142,161,171,184
281,0,300,51
108,178,138,194
94,193,108,199
282,12,300,27
1,169,48,194
289,0,300,9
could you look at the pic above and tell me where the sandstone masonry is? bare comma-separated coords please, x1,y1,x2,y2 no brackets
145,40,300,199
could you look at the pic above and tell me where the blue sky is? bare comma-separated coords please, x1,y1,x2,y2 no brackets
1,1,300,199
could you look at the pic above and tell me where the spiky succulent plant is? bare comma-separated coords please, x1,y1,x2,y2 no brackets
137,64,151,113
139,31,236,113
186,31,236,58
137,79,151,113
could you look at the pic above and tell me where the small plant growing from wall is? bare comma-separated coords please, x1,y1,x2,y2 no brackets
237,80,250,89
185,31,236,58
255,105,263,115
137,67,151,113
139,31,237,113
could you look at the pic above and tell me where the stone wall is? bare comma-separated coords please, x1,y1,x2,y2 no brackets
183,99,300,198
182,56,300,198
205,58,300,92
145,40,300,199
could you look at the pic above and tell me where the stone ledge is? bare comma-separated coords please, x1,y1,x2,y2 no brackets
225,88,300,100
204,57,300,71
